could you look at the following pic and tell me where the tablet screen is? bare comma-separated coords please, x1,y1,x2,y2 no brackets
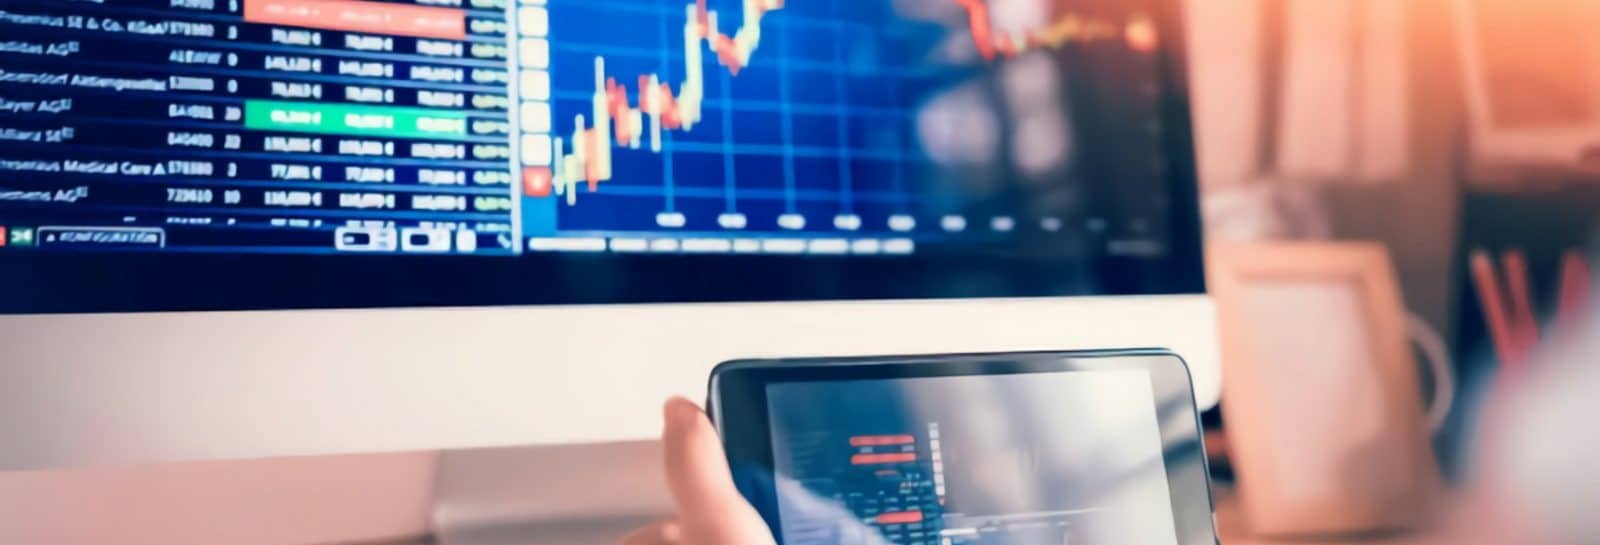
767,370,1179,545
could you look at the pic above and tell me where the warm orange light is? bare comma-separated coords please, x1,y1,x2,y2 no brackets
1125,17,1159,53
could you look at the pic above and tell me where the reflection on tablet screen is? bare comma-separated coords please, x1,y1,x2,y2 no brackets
768,370,1178,545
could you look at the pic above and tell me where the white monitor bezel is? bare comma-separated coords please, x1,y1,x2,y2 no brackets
0,295,1217,470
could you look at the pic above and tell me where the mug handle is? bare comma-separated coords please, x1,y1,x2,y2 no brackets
1406,312,1456,434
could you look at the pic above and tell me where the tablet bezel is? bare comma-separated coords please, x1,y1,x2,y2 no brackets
707,349,1216,545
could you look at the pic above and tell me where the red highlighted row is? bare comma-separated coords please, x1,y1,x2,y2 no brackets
849,434,915,447
875,510,924,524
851,452,916,465
244,0,466,40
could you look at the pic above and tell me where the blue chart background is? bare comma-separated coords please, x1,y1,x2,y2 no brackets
526,0,972,238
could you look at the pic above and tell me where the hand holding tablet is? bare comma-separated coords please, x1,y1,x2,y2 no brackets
652,350,1218,545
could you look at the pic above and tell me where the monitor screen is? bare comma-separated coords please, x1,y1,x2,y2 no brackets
0,0,1201,312
766,370,1180,545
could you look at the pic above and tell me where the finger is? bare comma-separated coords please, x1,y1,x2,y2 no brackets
660,397,778,545
661,397,746,516
619,519,681,545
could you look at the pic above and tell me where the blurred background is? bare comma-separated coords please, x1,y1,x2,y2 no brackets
4,0,1598,544
1191,2,1598,543
1188,0,1596,485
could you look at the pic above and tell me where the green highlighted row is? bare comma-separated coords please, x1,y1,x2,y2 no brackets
244,100,469,140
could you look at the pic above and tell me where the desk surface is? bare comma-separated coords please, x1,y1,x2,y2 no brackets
384,489,1530,545
1214,491,1533,545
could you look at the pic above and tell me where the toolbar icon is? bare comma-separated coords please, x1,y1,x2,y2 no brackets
9,227,34,247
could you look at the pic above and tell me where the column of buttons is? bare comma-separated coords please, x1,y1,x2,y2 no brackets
517,0,554,199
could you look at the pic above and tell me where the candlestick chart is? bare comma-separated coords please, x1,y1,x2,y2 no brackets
522,0,1155,245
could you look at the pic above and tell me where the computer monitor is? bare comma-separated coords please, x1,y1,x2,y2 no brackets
0,0,1214,470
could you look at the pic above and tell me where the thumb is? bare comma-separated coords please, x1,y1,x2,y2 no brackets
661,397,774,544
662,397,746,514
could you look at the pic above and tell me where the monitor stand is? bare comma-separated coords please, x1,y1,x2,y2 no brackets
431,441,673,545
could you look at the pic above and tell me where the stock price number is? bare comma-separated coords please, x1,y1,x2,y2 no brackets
166,187,242,204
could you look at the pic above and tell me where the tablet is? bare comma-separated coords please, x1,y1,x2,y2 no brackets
708,349,1216,545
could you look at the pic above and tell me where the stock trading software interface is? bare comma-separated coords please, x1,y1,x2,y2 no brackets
0,0,1175,258
767,371,1181,545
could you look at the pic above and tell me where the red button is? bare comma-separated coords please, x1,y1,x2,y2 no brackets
523,167,552,198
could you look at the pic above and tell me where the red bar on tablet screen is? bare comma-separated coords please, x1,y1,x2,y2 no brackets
850,452,915,465
849,434,914,447
876,511,924,524
244,0,467,40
